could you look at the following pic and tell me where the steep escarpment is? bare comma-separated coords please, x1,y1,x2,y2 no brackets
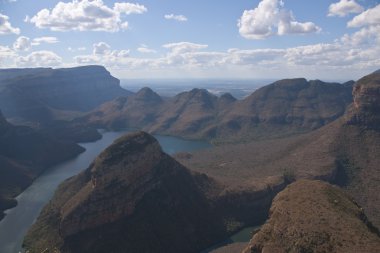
332,70,380,228
347,70,380,129
0,111,84,220
0,65,131,124
243,180,380,253
24,132,227,253
79,79,352,142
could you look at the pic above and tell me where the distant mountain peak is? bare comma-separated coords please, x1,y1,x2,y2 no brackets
220,92,236,102
135,87,162,102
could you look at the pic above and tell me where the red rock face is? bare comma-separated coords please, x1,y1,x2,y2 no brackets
353,80,380,111
349,71,380,128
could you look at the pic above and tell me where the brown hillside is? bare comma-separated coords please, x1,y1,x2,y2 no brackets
243,180,380,253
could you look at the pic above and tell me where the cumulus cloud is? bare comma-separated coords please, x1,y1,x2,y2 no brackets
164,14,188,22
238,0,320,39
13,36,31,51
31,36,59,46
348,4,380,27
75,42,130,66
16,51,62,67
13,36,59,51
93,42,111,55
328,0,364,17
29,0,147,32
0,13,20,35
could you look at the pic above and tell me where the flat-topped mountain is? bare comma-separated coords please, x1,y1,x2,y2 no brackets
79,79,352,142
243,180,380,253
0,111,84,221
0,65,132,124
24,132,226,253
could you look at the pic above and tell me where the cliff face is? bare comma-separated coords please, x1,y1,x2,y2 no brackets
24,132,226,253
79,79,352,142
243,180,380,253
0,111,84,220
0,65,131,124
348,70,380,129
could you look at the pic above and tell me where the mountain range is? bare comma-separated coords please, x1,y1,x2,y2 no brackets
79,78,353,143
23,69,380,253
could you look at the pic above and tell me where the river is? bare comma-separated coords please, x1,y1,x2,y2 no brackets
0,130,211,253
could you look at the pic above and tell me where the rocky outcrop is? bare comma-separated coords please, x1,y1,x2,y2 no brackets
0,65,132,124
24,132,227,253
348,70,380,129
0,111,84,220
243,180,380,253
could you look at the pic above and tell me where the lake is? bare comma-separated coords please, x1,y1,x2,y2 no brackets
0,130,211,253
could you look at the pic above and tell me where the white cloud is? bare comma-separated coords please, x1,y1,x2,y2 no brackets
29,0,147,32
13,36,59,51
13,36,31,51
75,42,130,66
114,2,147,15
163,42,208,54
31,36,59,46
137,46,157,53
164,14,188,22
93,42,111,55
0,13,20,35
238,0,320,39
328,0,364,17
348,4,380,27
16,51,62,67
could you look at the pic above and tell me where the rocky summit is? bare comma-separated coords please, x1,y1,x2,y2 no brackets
243,180,380,253
24,132,226,253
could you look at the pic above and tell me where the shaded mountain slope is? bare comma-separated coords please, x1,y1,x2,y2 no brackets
0,111,84,220
79,79,352,142
0,65,131,124
243,180,380,253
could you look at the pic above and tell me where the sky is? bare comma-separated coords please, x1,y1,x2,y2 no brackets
0,0,379,80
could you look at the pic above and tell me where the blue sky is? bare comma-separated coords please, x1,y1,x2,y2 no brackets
0,0,379,80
